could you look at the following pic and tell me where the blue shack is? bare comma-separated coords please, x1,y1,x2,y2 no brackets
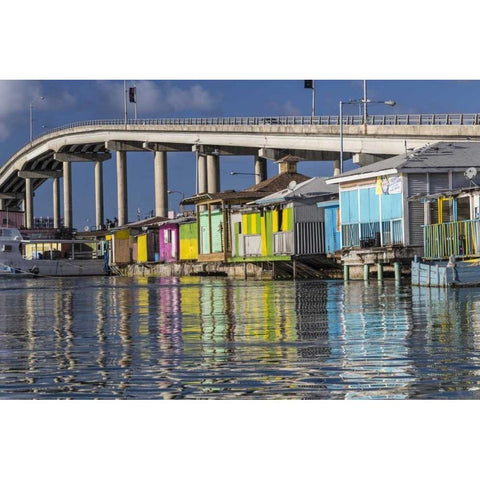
326,142,480,272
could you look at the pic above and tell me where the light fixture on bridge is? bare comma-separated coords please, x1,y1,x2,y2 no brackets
338,97,396,175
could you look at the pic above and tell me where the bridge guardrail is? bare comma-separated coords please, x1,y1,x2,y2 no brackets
36,112,480,137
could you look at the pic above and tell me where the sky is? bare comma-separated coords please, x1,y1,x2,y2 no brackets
2,79,480,228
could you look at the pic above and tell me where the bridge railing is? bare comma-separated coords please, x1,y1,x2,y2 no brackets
30,113,480,142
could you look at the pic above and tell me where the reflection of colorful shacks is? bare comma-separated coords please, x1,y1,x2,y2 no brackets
158,217,197,263
230,177,338,261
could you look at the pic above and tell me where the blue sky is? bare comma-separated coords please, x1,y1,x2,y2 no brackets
2,79,480,228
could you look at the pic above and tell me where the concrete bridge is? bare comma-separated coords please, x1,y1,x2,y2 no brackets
2,113,480,229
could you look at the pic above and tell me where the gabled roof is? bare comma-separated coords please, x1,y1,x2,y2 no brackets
245,171,311,193
182,172,312,205
111,216,167,231
326,141,480,184
252,177,338,205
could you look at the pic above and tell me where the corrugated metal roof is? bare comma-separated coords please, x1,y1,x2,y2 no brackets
328,141,480,183
252,177,338,205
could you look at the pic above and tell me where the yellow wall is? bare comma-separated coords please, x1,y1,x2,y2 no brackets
180,238,198,260
137,234,148,263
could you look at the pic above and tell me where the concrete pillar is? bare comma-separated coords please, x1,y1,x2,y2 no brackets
25,178,33,229
116,151,128,226
197,153,207,194
363,264,370,281
394,262,401,282
154,151,168,218
0,199,4,210
94,161,104,229
343,264,350,281
52,177,61,229
254,155,267,184
377,263,384,282
333,159,341,176
63,161,72,229
207,154,220,193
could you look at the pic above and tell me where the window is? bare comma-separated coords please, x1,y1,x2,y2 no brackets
1,244,12,252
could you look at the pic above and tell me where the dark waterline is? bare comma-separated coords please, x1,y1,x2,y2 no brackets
1,275,479,399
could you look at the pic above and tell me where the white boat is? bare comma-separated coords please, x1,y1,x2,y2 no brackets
0,227,107,277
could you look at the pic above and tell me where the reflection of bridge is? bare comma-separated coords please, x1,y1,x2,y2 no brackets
2,113,480,229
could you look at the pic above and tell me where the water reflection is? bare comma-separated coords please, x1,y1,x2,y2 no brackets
2,276,480,398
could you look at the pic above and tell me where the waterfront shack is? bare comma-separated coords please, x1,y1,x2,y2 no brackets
158,215,197,263
230,177,339,268
182,164,310,264
326,141,480,277
410,185,480,261
110,216,165,265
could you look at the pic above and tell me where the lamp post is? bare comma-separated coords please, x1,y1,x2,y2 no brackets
167,190,185,213
29,96,45,142
338,98,396,174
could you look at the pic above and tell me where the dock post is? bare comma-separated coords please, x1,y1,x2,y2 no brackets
394,262,401,283
363,264,369,281
343,264,349,281
377,263,383,282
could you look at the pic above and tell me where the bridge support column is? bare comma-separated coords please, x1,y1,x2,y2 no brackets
197,153,207,194
94,161,104,229
254,155,267,184
25,178,33,229
52,177,61,229
197,153,207,212
116,151,128,226
333,159,341,176
207,154,220,193
63,161,72,229
154,151,168,218
0,199,4,210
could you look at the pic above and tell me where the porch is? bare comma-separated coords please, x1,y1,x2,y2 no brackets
423,219,480,260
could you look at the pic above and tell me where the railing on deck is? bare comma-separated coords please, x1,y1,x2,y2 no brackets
244,234,262,256
273,231,294,255
342,219,403,248
423,219,480,259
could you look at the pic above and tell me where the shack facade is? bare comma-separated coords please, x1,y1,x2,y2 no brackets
230,177,339,261
327,142,480,256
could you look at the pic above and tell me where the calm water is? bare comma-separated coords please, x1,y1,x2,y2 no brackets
1,275,480,399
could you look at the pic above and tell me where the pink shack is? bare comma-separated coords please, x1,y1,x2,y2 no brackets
158,217,195,263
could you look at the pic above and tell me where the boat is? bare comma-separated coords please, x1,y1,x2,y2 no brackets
411,256,480,288
0,227,108,277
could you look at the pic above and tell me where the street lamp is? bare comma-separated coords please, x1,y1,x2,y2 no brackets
167,190,185,213
339,98,396,174
29,96,45,142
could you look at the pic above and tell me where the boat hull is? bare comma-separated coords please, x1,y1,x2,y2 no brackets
0,259,106,277
411,259,480,288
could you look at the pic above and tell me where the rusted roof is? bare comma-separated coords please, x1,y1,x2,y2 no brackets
245,172,311,193
181,190,267,205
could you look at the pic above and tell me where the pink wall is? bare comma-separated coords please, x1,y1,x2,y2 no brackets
0,210,24,228
159,224,179,262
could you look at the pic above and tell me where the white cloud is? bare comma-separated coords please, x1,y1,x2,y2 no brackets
266,99,302,116
95,81,221,117
0,80,77,141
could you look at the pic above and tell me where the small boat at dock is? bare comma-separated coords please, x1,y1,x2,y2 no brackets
411,256,480,288
0,227,107,277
